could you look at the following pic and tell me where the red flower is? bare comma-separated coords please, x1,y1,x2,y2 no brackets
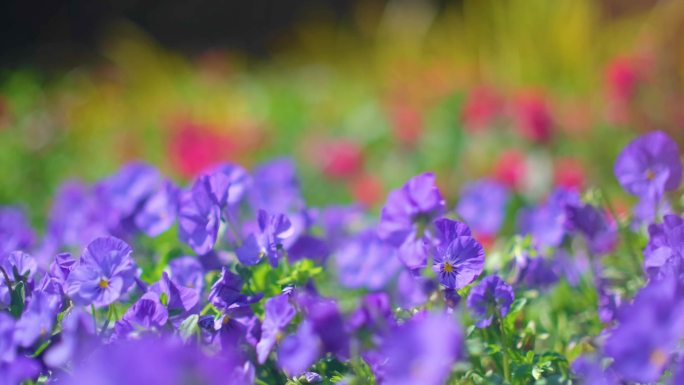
493,150,527,190
461,86,502,133
511,91,553,143
320,140,364,180
349,173,383,208
605,56,642,104
389,99,423,146
554,158,586,191
168,120,238,178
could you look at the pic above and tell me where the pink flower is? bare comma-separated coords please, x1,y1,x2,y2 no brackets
511,91,553,143
461,86,503,133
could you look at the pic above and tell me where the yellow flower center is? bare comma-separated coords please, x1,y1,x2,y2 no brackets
222,316,231,325
650,348,668,367
646,168,655,181
444,262,454,273
99,278,109,289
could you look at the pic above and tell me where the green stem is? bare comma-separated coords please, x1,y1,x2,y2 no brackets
100,305,114,334
90,304,98,332
498,317,511,383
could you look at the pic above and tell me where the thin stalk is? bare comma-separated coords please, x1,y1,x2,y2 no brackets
498,316,511,383
90,304,98,333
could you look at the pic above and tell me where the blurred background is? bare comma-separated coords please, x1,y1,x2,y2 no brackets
2,0,684,226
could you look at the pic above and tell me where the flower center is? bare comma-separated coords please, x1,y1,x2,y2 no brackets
646,168,655,181
99,278,109,289
650,348,668,367
444,262,454,273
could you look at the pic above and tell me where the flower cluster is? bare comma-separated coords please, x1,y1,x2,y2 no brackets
0,130,682,384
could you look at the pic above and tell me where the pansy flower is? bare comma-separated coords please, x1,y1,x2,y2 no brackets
456,179,510,237
0,207,33,256
565,202,618,255
256,293,296,363
432,220,485,290
277,320,320,377
466,275,515,328
178,176,221,255
66,236,137,308
236,209,294,267
134,180,179,237
614,131,682,200
378,173,445,269
380,312,463,385
334,229,401,290
605,277,684,383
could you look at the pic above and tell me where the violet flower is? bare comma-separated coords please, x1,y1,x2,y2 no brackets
466,275,515,328
378,173,445,269
614,130,682,200
66,236,137,308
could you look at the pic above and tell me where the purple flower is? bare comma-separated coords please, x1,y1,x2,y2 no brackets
348,293,394,339
278,320,321,377
565,203,618,255
178,176,221,255
66,236,137,308
0,313,15,362
134,180,179,237
571,355,618,385
334,230,401,290
380,312,463,385
249,158,305,214
605,277,684,382
394,269,431,309
0,206,33,256
378,173,445,269
518,188,580,248
96,162,161,221
14,291,58,347
672,357,684,385
304,372,322,383
633,194,671,226
466,275,515,328
115,292,168,337
456,179,510,236
236,209,294,267
614,130,682,199
205,163,251,210
208,267,255,310
0,356,40,385
150,272,199,324
1,251,38,309
167,256,205,293
257,293,296,363
597,282,622,324
644,214,684,279
59,337,252,385
432,235,485,290
44,309,97,368
212,307,261,349
44,181,110,251
0,250,37,282
319,205,365,248
514,254,559,289
304,298,350,359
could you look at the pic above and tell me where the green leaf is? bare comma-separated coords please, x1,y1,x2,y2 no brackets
178,314,199,342
9,281,25,318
